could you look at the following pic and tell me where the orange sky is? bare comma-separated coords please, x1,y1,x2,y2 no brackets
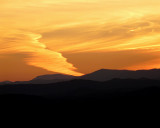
1,0,160,81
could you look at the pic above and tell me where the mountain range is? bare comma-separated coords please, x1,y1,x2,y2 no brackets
1,68,160,111
1,68,160,85
81,68,160,81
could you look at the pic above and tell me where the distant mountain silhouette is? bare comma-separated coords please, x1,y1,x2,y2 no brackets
80,68,160,81
2,68,160,85
4,74,76,85
28,74,76,84
1,70,160,114
0,81,13,85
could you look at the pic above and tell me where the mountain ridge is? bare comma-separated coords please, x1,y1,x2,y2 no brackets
1,68,160,85
81,68,160,81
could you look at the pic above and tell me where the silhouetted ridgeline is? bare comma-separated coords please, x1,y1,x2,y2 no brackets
81,68,160,81
0,78,160,108
1,68,160,112
2,68,160,85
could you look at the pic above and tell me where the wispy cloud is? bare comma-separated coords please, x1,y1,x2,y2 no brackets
0,31,83,76
41,15,160,53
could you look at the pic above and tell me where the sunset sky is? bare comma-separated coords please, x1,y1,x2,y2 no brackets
1,0,160,81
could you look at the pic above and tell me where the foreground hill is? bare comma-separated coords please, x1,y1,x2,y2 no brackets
0,78,160,108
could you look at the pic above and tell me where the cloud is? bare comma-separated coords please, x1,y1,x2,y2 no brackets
41,15,160,53
40,14,160,71
0,31,83,76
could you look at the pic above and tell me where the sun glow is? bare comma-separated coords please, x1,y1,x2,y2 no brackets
1,0,160,81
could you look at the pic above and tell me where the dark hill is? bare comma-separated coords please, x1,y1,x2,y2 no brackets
13,74,76,84
2,68,160,85
0,78,160,106
80,68,160,81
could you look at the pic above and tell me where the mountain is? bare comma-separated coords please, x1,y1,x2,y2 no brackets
13,74,77,84
80,68,160,81
29,74,76,84
0,79,160,108
28,68,160,84
1,70,160,113
0,81,13,85
0,74,76,85
2,68,160,85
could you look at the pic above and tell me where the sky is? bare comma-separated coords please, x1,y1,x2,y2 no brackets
1,0,160,81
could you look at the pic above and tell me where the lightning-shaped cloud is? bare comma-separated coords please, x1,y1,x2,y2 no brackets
0,31,83,76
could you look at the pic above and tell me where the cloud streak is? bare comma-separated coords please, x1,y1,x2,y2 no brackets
0,31,83,76
42,15,160,53
40,14,160,71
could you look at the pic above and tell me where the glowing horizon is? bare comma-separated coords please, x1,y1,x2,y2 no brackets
1,0,160,81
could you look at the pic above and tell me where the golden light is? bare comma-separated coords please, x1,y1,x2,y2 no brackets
1,0,160,81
